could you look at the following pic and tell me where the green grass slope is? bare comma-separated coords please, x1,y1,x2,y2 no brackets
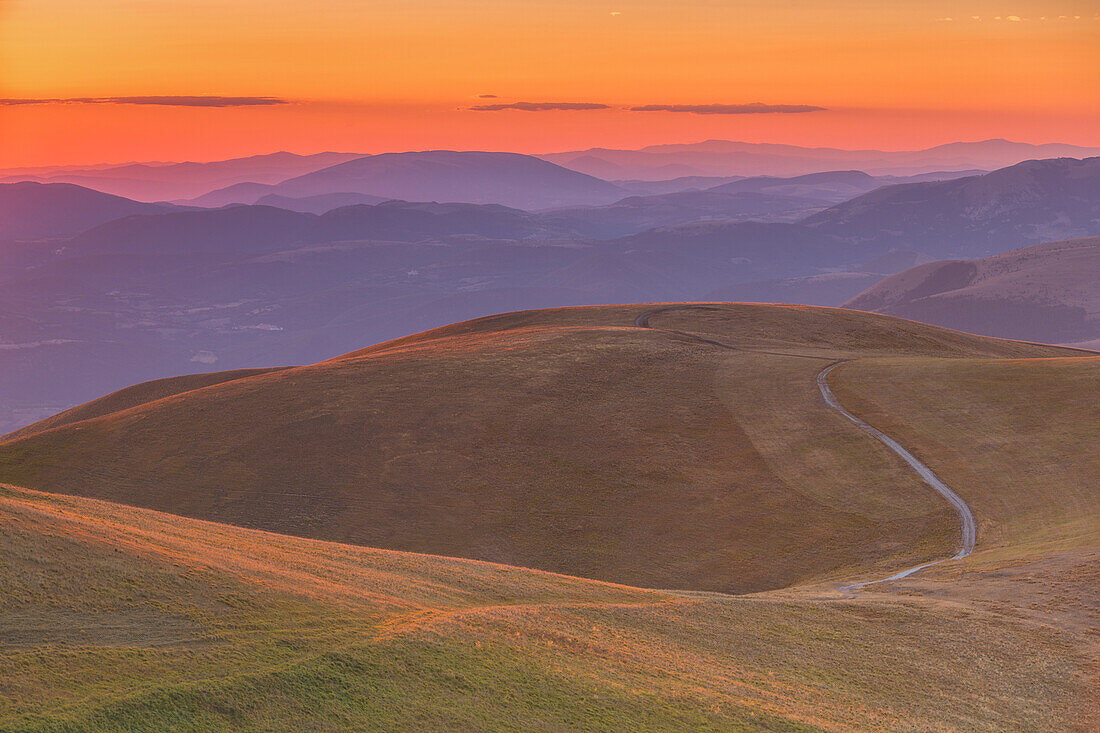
0,483,1092,732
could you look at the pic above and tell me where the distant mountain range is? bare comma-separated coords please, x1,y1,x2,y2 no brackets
0,151,361,201
186,167,985,237
1,155,1097,432
4,140,1090,209
543,190,831,239
543,139,1100,180
844,237,1100,346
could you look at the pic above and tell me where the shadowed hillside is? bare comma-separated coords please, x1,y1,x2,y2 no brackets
844,237,1100,345
0,182,178,240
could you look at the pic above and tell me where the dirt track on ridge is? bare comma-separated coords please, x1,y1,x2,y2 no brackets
634,305,977,590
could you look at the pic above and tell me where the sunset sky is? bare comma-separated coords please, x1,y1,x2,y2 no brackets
1,0,1097,166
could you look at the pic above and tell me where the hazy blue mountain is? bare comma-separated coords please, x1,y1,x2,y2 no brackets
254,192,391,213
259,151,629,210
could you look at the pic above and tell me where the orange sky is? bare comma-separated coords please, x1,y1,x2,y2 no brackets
1,0,1097,166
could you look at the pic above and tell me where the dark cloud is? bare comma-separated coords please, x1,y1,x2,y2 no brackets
628,103,826,115
468,102,611,112
476,94,499,99
0,96,288,107
464,101,824,114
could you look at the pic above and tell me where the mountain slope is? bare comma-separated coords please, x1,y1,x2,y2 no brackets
804,157,1100,257
0,182,177,239
1,367,288,442
844,237,1100,343
0,304,1072,595
557,156,1100,297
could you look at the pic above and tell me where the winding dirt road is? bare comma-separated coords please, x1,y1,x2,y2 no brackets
635,306,977,590
816,362,976,589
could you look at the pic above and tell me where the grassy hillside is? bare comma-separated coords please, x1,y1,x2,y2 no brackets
0,304,1071,595
0,483,1092,732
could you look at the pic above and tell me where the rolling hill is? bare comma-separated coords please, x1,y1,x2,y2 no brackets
844,237,1100,345
0,303,1096,730
0,304,1073,593
1,476,1091,731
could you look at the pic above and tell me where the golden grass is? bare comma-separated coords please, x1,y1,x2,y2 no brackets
3,367,289,442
